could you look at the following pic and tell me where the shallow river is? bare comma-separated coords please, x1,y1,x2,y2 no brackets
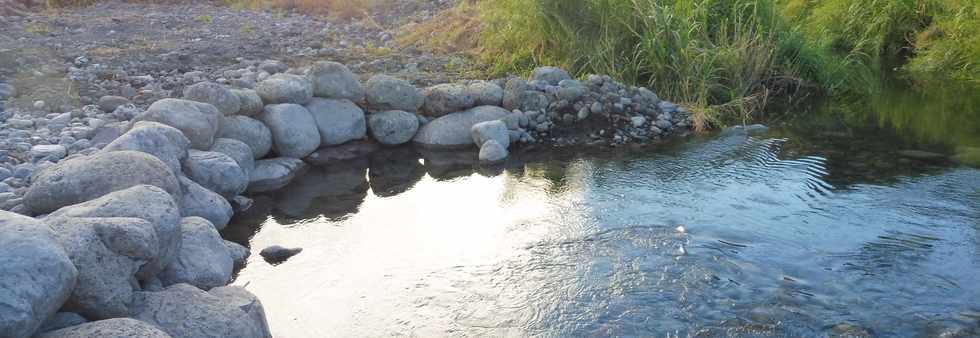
224,118,980,337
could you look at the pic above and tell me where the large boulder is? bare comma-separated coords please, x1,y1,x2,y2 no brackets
46,217,159,319
502,78,549,112
468,81,504,106
45,185,182,282
305,98,366,146
24,151,180,215
365,75,423,112
422,83,475,117
413,105,510,149
530,66,572,85
307,61,364,102
231,88,263,117
183,82,240,116
367,110,419,146
479,140,508,163
0,211,77,338
182,150,248,198
255,73,313,105
470,120,510,149
209,286,271,336
259,103,320,158
177,176,232,230
134,98,222,150
217,115,272,159
130,283,272,338
158,217,234,290
101,121,191,176
248,157,307,193
210,138,255,178
36,318,172,338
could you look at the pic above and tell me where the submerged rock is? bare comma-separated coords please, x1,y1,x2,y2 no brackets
259,245,303,264
0,211,77,338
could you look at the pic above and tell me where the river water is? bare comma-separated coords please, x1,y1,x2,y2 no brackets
224,98,980,337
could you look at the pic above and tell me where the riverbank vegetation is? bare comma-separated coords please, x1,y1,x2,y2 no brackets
470,0,979,124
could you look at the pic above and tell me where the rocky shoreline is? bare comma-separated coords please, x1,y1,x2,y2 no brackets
0,60,692,338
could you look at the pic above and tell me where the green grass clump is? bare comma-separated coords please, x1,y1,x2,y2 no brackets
478,0,813,128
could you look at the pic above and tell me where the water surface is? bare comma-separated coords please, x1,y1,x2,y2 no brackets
225,116,980,337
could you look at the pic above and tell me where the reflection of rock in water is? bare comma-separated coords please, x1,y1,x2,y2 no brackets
221,195,276,246
419,148,478,180
368,146,425,197
273,159,369,220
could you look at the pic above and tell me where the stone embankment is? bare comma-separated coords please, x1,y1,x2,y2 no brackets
0,60,692,338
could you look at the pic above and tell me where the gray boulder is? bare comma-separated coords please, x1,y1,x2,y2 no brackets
36,318,172,338
30,144,67,163
471,120,510,149
468,81,504,106
224,240,250,269
368,110,419,146
502,78,549,112
365,75,423,112
307,61,364,102
248,157,307,193
557,79,587,101
217,115,272,159
259,103,320,158
130,283,271,338
530,66,572,85
90,121,131,146
177,176,232,231
413,105,510,149
158,217,234,290
182,150,248,198
24,151,180,215
479,140,509,163
258,60,287,74
98,96,131,113
255,73,313,105
46,217,159,319
209,286,271,336
0,211,77,338
305,98,366,146
135,98,222,150
38,312,88,333
210,138,255,178
422,83,475,117
231,89,263,117
45,185,182,282
183,82,241,116
101,121,191,176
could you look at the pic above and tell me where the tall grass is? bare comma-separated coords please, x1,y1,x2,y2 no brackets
478,0,813,127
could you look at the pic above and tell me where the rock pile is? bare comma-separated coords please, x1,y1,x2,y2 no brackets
0,60,691,337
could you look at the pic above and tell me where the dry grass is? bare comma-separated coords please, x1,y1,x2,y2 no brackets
397,1,482,54
225,0,378,20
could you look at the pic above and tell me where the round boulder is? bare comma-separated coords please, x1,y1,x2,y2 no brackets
177,176,233,231
158,217,234,290
231,88,263,116
471,120,510,149
101,121,191,176
365,74,423,112
0,211,77,338
183,82,241,116
468,81,504,106
422,83,476,117
305,98,366,146
210,138,255,178
130,283,271,338
255,73,313,105
217,115,272,159
259,104,321,158
530,66,572,85
307,61,364,102
413,105,510,149
368,110,419,146
24,151,180,215
135,98,222,150
36,318,172,338
182,150,248,198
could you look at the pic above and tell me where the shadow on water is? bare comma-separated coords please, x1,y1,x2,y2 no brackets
221,88,980,337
